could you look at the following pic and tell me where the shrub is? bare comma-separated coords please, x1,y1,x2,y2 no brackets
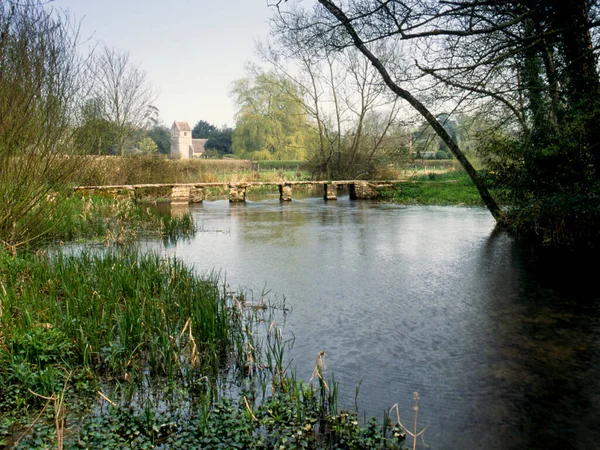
0,3,90,253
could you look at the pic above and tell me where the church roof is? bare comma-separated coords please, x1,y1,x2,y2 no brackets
192,139,207,154
172,121,191,131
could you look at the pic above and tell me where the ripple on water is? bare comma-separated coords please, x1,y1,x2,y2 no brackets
140,202,600,450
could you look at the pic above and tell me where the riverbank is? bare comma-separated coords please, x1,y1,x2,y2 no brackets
378,170,490,206
0,207,408,449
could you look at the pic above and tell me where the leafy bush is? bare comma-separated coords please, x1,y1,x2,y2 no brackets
0,327,77,408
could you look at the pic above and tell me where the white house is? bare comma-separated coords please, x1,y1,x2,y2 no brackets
170,121,207,159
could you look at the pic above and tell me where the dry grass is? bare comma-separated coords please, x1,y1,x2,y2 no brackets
77,156,254,185
74,156,310,187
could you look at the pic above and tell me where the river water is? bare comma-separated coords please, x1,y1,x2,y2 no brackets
144,192,600,449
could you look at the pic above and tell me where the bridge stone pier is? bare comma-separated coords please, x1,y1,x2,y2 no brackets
279,184,293,201
229,184,247,202
349,182,380,200
190,187,204,203
171,185,191,204
171,186,205,204
324,183,337,200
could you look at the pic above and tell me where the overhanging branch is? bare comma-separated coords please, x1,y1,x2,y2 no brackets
317,0,504,222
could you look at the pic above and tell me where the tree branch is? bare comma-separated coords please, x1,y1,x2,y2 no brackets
317,0,503,222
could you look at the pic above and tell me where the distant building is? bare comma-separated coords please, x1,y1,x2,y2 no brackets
170,121,207,159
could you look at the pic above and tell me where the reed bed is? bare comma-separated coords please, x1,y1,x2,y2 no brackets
74,155,313,187
79,156,253,185
0,251,238,387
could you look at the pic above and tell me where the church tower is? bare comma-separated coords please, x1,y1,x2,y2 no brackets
170,121,193,159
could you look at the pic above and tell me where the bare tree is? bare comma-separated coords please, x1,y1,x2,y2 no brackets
93,45,156,156
0,0,91,253
271,0,600,245
270,0,510,221
260,40,407,179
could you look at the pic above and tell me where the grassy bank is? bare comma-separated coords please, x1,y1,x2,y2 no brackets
378,170,488,206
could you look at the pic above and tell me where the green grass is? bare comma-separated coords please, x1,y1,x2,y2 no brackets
0,250,237,386
252,160,305,170
378,170,487,206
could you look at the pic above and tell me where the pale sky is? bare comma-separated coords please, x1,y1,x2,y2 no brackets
50,0,279,129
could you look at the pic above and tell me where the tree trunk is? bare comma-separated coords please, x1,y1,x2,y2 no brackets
317,0,504,222
551,0,600,171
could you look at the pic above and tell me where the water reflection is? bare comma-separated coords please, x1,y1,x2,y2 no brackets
140,200,599,450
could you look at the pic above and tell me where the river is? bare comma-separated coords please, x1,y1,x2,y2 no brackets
144,192,600,449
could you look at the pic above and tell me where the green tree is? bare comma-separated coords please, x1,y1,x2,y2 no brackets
191,120,233,156
147,125,171,155
192,120,218,139
0,1,89,252
231,71,311,160
76,98,117,155
206,127,233,155
266,11,456,179
137,137,158,154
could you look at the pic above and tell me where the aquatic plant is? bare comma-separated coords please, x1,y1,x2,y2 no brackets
0,249,409,448
47,195,196,246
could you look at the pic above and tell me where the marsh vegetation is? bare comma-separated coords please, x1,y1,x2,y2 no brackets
0,244,408,449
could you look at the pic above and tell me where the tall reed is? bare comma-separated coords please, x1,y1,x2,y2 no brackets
46,195,196,246
0,250,243,405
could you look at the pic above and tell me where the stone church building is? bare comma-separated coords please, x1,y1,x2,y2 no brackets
170,121,207,159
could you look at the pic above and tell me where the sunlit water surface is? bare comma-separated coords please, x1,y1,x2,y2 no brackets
142,193,600,450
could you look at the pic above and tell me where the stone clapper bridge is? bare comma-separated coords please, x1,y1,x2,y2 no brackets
74,181,396,204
